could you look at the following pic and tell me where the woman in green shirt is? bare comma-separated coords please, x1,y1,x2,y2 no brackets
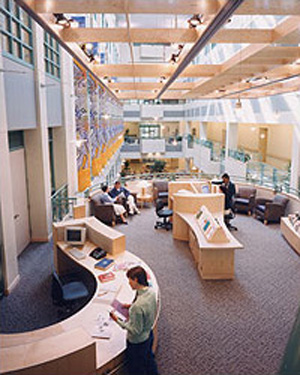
110,266,159,375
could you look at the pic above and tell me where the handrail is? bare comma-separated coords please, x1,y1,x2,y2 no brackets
51,184,78,222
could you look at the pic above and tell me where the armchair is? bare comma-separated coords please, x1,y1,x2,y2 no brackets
89,193,117,226
254,194,289,225
233,186,257,215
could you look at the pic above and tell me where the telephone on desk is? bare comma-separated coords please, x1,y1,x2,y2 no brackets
90,247,107,260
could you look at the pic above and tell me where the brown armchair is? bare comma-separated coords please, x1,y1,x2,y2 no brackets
89,193,117,226
254,194,289,225
153,180,168,205
233,186,257,215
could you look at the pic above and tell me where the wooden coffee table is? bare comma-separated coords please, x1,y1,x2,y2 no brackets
137,193,153,208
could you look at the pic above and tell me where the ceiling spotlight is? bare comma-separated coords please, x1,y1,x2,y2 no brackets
53,13,72,27
170,54,178,64
103,76,112,83
159,76,166,83
88,54,95,63
188,14,203,29
235,98,242,110
115,89,119,93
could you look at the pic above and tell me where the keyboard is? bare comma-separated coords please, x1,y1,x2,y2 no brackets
69,247,86,260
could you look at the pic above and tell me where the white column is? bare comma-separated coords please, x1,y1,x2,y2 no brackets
0,44,20,292
60,49,77,196
24,23,52,241
225,122,238,158
199,121,207,140
290,126,300,191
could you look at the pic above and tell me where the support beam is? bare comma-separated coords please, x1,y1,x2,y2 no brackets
60,28,273,44
92,64,220,78
31,0,300,15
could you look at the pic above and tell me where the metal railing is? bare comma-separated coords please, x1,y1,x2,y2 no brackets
119,171,299,198
51,184,77,222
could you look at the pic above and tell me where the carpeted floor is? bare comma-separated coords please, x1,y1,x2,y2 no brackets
1,209,300,375
118,209,300,375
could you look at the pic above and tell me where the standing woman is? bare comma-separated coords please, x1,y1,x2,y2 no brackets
110,266,159,375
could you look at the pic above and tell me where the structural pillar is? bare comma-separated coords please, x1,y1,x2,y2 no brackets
59,48,77,196
24,23,52,241
0,42,19,292
199,121,208,140
290,126,300,191
225,122,238,158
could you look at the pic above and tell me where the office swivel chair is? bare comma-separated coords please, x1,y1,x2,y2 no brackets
154,199,173,231
224,207,238,231
51,271,89,313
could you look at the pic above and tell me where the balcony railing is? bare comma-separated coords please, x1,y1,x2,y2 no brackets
51,184,77,222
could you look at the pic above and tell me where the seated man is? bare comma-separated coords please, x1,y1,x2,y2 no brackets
109,181,140,215
100,185,128,225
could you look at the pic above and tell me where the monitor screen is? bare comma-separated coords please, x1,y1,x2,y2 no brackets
201,185,210,194
64,226,86,245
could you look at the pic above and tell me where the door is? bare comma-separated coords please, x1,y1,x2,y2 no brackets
258,128,268,162
0,206,5,298
10,149,30,256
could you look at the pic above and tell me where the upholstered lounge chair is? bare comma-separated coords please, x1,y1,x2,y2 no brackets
233,186,257,215
254,194,289,225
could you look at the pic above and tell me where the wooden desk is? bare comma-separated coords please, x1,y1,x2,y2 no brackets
172,192,243,280
0,217,160,375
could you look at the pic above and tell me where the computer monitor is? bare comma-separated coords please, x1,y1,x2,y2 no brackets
64,226,86,246
201,185,210,194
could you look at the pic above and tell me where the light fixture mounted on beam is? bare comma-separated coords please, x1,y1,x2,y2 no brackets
235,97,242,110
188,14,203,28
53,13,73,28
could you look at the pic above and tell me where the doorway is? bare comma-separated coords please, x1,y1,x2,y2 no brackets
9,149,30,256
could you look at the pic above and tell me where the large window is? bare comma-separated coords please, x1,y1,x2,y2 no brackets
0,0,33,65
139,124,161,139
44,31,60,78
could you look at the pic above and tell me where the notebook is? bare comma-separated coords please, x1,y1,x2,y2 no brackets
94,258,114,270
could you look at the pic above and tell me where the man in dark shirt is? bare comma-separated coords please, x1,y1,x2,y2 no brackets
220,173,236,210
109,181,140,215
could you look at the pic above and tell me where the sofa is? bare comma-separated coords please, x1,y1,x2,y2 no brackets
233,186,257,215
89,192,117,226
254,194,289,225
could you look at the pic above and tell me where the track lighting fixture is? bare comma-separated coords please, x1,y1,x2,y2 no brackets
235,97,242,110
53,13,73,27
170,54,177,64
187,14,203,28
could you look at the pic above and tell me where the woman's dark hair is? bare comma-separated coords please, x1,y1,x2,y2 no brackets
127,266,149,287
102,185,108,192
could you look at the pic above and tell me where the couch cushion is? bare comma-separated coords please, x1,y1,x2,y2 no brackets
273,194,289,207
237,187,256,199
153,180,168,192
256,204,266,213
91,193,102,204
235,198,249,206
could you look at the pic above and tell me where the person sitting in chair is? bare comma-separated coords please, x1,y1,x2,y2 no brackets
100,185,128,225
109,181,140,215
220,173,237,230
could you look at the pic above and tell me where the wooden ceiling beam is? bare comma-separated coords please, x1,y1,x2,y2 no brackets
60,27,273,44
32,0,300,15
108,82,195,91
92,64,221,78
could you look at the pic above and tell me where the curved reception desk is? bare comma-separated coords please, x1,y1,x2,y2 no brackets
0,217,160,375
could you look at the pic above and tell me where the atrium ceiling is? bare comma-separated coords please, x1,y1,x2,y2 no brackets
17,0,300,101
